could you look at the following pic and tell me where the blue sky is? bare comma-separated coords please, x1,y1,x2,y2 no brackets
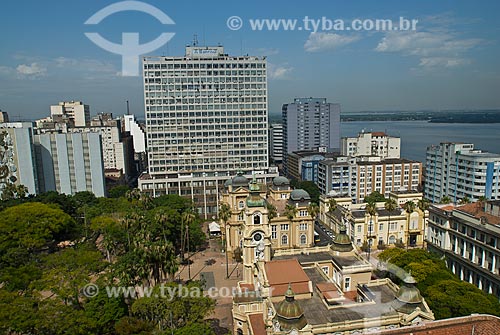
1,0,499,120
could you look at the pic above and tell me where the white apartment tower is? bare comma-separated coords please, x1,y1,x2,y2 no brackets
341,131,401,159
269,123,284,163
50,101,90,127
425,143,500,203
139,46,277,217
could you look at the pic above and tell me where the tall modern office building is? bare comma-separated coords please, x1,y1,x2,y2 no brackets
425,143,500,203
282,97,341,154
139,45,278,217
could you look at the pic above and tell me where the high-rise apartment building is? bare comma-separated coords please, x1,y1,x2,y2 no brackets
341,131,401,159
49,101,90,127
34,132,106,197
282,97,341,154
139,46,277,217
269,123,283,163
425,143,500,203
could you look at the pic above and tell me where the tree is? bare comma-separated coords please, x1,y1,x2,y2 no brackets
307,203,319,220
291,179,320,203
403,200,416,249
440,196,452,204
267,203,277,221
85,287,128,334
328,198,338,213
459,196,471,205
1,182,28,201
284,204,298,221
384,198,398,245
417,198,430,249
109,185,131,198
364,191,386,203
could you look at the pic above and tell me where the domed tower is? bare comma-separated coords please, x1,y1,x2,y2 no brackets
274,284,308,331
392,273,423,313
330,224,354,253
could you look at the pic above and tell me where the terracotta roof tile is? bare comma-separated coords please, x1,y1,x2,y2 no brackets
248,313,266,335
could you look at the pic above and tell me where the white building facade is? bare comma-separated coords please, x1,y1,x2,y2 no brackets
139,46,277,217
425,143,500,203
341,131,400,159
269,123,283,163
50,101,90,127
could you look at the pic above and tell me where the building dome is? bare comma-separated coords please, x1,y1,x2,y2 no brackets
231,171,249,188
273,176,290,186
246,194,266,207
224,179,232,187
331,225,353,252
290,189,311,202
274,285,307,331
395,274,423,305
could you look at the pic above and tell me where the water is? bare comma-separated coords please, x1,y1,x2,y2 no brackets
340,121,500,163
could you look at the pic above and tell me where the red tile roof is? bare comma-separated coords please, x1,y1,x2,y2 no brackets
375,314,500,335
248,313,266,335
265,259,311,296
457,202,500,225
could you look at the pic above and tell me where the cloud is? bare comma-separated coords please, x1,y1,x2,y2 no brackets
16,63,46,77
304,32,359,52
374,15,483,71
268,63,293,80
419,57,471,68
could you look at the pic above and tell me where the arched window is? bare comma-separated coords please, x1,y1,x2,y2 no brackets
300,234,307,245
281,234,288,245
253,213,261,225
238,200,244,209
237,329,243,335
389,235,396,244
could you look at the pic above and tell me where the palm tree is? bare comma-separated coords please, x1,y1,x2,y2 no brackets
384,198,398,245
284,204,298,221
440,196,452,204
403,200,416,250
181,211,196,262
218,203,231,279
365,202,377,251
459,196,471,205
417,198,430,249
267,203,277,221
307,203,319,220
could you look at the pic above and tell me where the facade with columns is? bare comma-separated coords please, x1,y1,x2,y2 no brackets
427,201,500,299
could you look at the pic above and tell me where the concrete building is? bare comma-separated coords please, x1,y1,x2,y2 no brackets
282,97,341,155
34,132,106,197
139,46,277,217
317,156,357,198
356,157,422,203
320,191,427,249
0,122,38,195
342,131,400,159
123,114,146,153
285,150,328,183
49,101,90,127
427,201,500,299
425,143,500,204
269,123,283,163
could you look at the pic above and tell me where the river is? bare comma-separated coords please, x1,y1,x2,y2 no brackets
340,121,500,163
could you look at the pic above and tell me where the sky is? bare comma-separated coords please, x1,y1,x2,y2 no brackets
1,0,500,120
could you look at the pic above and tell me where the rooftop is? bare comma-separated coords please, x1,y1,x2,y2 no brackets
456,202,500,226
264,259,311,296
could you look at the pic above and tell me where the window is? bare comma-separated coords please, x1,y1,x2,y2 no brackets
344,277,351,291
321,266,329,276
357,225,362,233
280,224,289,231
299,210,308,217
299,223,308,230
389,222,397,231
237,213,244,221
271,225,277,239
253,213,261,225
300,234,307,245
281,234,288,245
389,235,396,244
280,193,287,199
238,200,244,209
368,223,374,234
379,223,384,231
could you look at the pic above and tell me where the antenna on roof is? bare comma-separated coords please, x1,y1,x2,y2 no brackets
126,100,130,115
193,34,198,47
